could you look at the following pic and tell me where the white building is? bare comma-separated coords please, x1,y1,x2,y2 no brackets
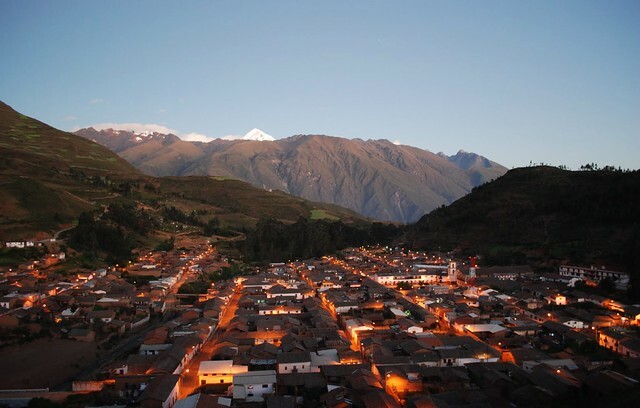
559,265,629,290
5,241,35,248
232,370,277,402
373,262,457,287
276,351,311,374
199,360,248,386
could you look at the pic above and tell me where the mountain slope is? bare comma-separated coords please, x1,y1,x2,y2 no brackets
0,102,140,239
0,102,367,241
406,166,640,280
76,129,507,222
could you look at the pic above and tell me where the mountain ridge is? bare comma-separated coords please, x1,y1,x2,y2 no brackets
75,128,507,222
0,101,369,241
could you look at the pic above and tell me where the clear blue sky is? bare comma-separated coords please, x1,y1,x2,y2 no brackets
1,0,638,170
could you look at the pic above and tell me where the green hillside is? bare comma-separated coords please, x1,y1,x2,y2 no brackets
0,101,139,239
407,166,640,293
0,101,368,242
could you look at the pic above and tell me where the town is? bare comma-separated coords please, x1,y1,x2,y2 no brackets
1,242,639,407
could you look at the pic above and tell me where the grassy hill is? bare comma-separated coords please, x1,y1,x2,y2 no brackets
0,102,368,243
406,166,640,291
0,101,140,239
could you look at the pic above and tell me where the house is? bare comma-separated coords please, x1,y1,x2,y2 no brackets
461,323,510,339
5,241,35,248
139,374,181,408
180,308,201,323
623,305,640,326
174,394,231,408
559,265,629,290
382,367,424,401
202,298,225,319
598,328,640,358
140,344,172,356
345,318,375,343
265,284,312,300
232,370,277,402
437,348,498,366
68,328,96,342
276,351,311,374
61,307,81,319
472,265,533,281
546,294,567,306
332,300,360,314
374,270,445,287
0,295,19,309
145,327,170,345
198,360,248,385
310,349,340,369
266,395,295,408
87,309,116,323
258,303,303,315
558,315,585,329
583,369,640,399
396,317,424,334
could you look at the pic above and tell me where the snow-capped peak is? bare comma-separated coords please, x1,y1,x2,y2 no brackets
242,128,275,141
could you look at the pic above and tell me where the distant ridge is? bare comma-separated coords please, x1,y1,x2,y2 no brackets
76,128,507,222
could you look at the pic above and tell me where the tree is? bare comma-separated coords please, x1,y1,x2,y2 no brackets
597,277,616,295
156,236,175,251
203,218,220,236
397,282,413,290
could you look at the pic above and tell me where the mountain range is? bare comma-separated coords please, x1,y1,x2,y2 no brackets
75,128,507,222
0,102,364,241
3,100,638,292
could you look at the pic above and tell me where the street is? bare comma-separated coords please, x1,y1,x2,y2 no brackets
178,282,243,398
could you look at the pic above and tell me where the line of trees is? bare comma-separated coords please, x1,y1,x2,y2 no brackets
68,203,155,263
242,217,399,262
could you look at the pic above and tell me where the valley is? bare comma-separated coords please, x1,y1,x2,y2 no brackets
1,102,639,408
76,128,507,223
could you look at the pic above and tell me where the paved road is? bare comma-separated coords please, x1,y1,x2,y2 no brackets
178,284,242,398
53,225,76,240
53,247,214,391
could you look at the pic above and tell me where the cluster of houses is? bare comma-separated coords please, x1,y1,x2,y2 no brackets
104,311,218,407
2,243,640,407
0,244,226,346
114,247,639,408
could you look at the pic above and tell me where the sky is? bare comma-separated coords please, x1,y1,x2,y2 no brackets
1,0,639,170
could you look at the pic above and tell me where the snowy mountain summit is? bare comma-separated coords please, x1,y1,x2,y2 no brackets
221,128,275,141
241,128,275,141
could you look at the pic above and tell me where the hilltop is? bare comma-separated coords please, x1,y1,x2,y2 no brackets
406,166,640,293
76,128,507,222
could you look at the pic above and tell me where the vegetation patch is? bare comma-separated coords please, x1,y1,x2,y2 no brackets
311,209,340,221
